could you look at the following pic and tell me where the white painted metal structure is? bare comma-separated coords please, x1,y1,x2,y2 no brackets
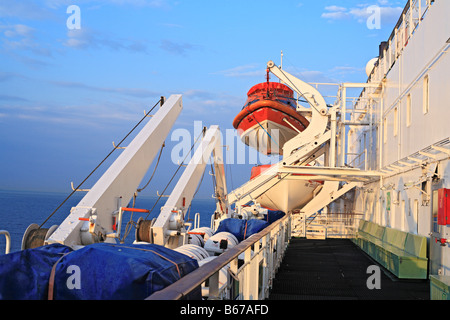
340,0,450,276
227,61,383,223
46,95,183,248
151,125,231,249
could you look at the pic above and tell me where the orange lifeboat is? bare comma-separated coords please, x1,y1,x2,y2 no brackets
233,80,309,155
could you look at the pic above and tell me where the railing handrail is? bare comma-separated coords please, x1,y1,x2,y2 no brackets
146,213,291,300
0,230,11,255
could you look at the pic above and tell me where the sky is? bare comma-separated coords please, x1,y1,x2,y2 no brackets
0,0,406,200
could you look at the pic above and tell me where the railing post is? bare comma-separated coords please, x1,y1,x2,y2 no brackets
243,247,252,300
261,233,270,299
209,271,220,300
229,257,239,300
252,240,260,299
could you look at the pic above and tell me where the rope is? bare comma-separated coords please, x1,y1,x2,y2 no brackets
137,142,165,193
186,166,206,222
38,98,164,229
144,127,207,220
243,220,248,240
210,158,226,215
48,252,71,300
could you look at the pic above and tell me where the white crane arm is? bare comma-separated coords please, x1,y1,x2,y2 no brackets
151,125,229,248
267,61,329,156
46,95,183,248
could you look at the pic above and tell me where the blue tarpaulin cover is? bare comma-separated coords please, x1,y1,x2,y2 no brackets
264,210,286,224
215,210,285,242
215,219,268,242
0,244,72,300
0,243,199,300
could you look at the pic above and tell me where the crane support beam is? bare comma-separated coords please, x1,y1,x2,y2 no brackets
46,95,183,248
152,125,229,248
227,131,332,208
267,61,329,156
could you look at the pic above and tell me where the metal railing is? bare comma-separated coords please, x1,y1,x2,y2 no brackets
147,214,291,300
301,212,363,239
325,213,364,239
347,149,368,171
0,230,11,255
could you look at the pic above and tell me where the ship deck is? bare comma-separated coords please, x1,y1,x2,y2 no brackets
269,238,430,300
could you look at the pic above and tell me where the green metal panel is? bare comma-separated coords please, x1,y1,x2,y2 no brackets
404,233,427,258
430,275,450,300
353,220,429,280
382,228,407,250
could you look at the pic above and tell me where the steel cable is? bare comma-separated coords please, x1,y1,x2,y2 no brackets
38,97,164,229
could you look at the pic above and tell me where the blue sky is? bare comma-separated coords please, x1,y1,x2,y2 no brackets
0,0,405,199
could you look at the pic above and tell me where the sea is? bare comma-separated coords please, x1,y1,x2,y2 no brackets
0,189,216,254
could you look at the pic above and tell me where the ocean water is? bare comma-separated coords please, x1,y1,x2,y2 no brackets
0,190,216,254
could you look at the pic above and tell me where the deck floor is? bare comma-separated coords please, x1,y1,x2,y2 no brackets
268,238,430,300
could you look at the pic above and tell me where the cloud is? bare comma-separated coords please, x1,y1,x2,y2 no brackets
159,39,198,56
0,99,147,128
183,90,216,100
12,55,52,68
0,0,53,20
291,70,337,84
3,24,34,38
330,66,364,74
0,71,24,82
321,2,403,25
63,28,148,53
0,94,29,102
214,64,265,78
50,80,159,98
44,0,171,9
1,24,52,57
322,6,349,19
179,89,244,117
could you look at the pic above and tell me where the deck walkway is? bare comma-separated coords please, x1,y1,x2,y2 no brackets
269,238,430,300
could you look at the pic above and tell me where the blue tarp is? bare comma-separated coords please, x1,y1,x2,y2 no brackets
215,210,285,242
0,243,199,300
215,219,269,242
264,210,286,224
0,244,73,300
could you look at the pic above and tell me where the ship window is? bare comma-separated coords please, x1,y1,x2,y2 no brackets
423,75,429,114
406,94,412,127
394,107,398,136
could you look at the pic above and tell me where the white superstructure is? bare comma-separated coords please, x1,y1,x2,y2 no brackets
343,0,450,276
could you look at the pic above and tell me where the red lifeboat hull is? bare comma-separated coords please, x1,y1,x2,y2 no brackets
233,82,309,155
